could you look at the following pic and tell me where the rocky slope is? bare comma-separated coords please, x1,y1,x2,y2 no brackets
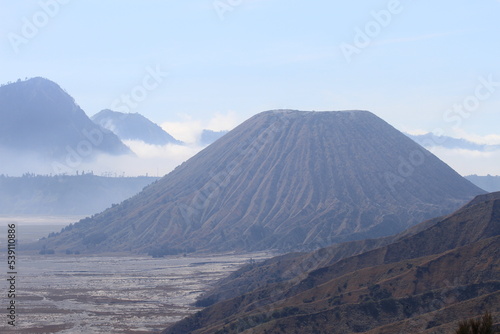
163,192,500,334
34,110,484,254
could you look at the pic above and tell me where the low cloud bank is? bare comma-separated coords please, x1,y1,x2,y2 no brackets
0,142,203,177
161,111,239,144
428,146,500,176
69,141,203,177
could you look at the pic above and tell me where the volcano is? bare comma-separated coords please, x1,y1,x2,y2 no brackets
35,110,484,254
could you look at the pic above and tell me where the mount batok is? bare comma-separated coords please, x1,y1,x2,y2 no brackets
34,110,484,254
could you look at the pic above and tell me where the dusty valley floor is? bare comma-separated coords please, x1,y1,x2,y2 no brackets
1,253,272,333
0,217,272,333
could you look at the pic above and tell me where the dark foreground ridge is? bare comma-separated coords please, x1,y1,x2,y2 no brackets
32,110,484,254
163,192,500,334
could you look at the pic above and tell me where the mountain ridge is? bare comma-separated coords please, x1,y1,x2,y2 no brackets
195,191,499,307
163,192,500,334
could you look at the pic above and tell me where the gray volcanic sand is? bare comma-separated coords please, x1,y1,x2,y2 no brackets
1,252,271,333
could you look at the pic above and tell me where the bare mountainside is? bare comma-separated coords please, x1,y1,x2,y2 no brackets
163,192,500,334
33,110,484,254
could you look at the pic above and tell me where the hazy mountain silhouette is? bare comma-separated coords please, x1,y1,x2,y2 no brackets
164,192,500,334
200,129,228,146
33,110,484,255
407,133,500,151
0,78,131,170
92,109,182,145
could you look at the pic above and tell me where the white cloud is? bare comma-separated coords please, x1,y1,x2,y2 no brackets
1,112,240,177
206,111,239,131
0,140,204,177
161,111,239,144
451,128,500,146
75,142,203,177
161,116,204,144
123,140,199,159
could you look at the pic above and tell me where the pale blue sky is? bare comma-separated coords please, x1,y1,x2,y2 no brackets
1,0,499,139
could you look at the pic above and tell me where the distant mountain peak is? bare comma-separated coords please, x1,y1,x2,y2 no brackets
92,109,182,145
25,76,60,86
1,77,75,109
0,78,131,169
16,76,60,87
